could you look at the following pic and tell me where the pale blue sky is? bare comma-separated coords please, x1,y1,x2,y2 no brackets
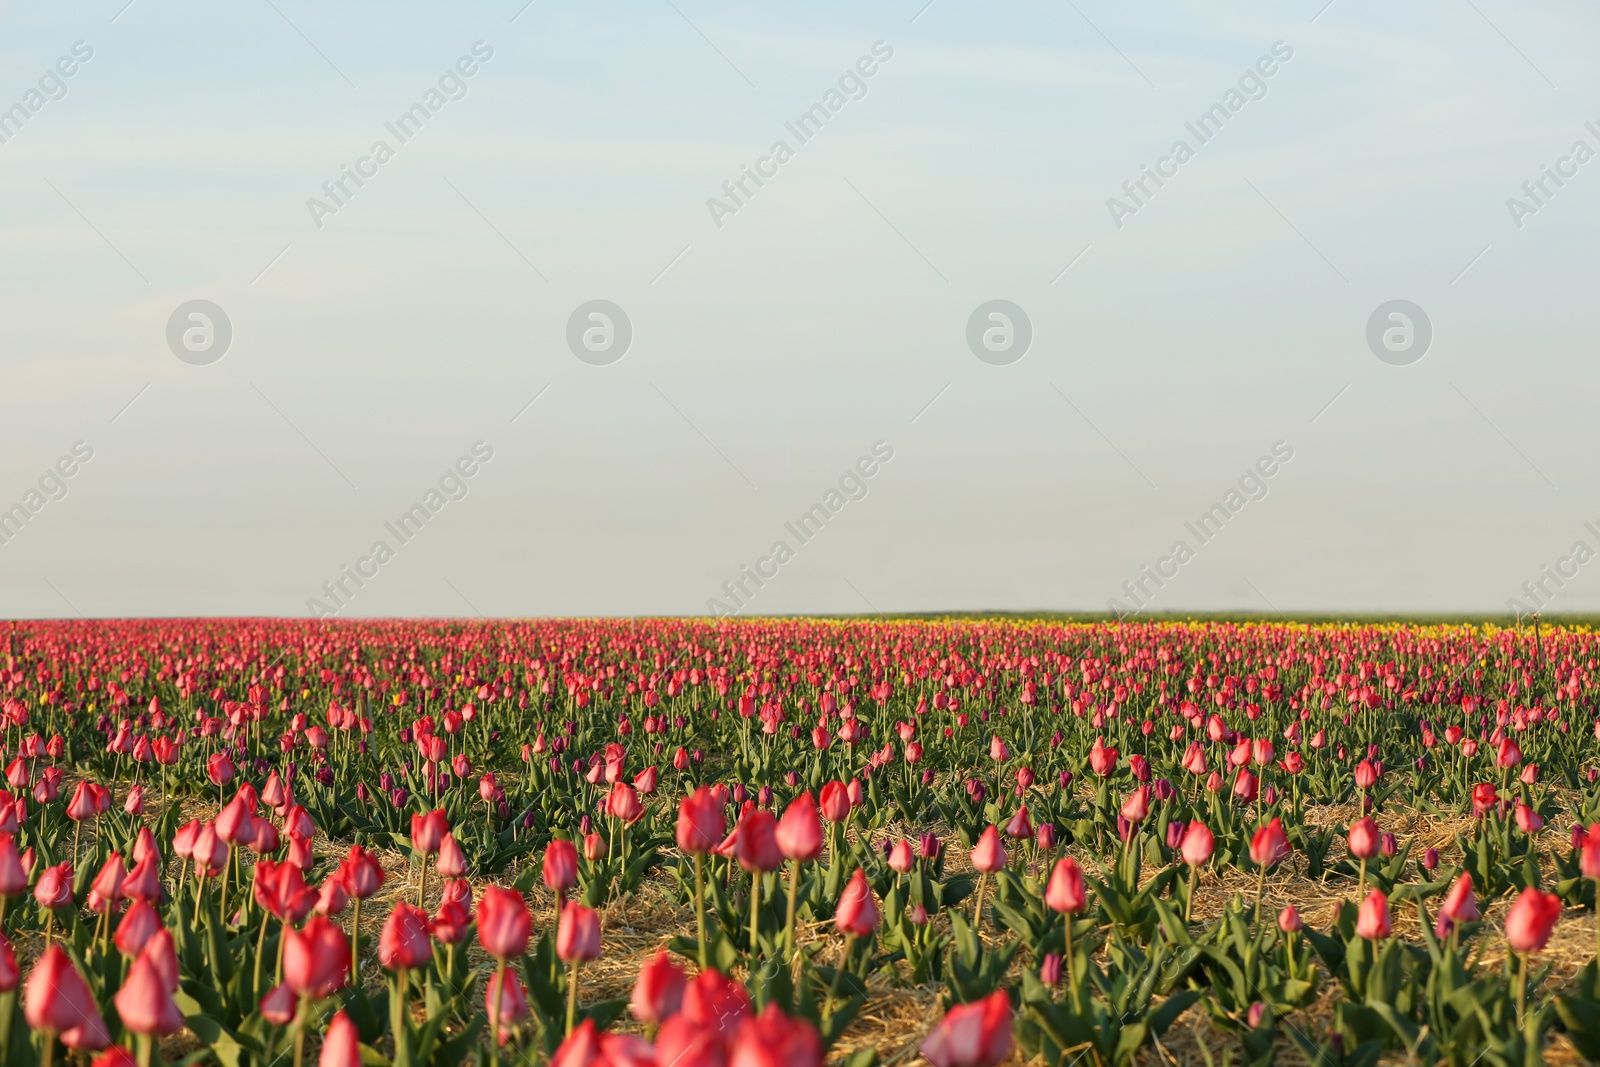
2,0,1598,618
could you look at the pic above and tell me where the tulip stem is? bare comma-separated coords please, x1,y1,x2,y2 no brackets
824,933,857,1018
41,1034,53,1067
1253,862,1267,933
1358,857,1367,902
253,911,270,1000
487,963,501,1065
221,844,233,923
1185,865,1197,926
1064,914,1077,1006
694,852,708,969
566,958,581,1036
418,856,429,910
136,1033,153,1067
784,857,801,960
972,872,989,931
749,870,763,955
293,993,309,1067
1517,951,1528,1026
351,897,362,987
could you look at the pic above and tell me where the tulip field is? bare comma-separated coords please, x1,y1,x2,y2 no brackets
9,617,1600,1067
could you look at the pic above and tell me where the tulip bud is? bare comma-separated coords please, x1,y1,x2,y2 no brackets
557,902,602,962
1039,953,1063,986
476,886,532,960
629,949,686,1024
835,868,880,935
1045,856,1086,914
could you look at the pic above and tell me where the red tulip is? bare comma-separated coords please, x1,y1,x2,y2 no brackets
1088,739,1118,777
558,902,602,962
486,969,532,1045
584,833,607,861
379,902,434,971
436,834,468,879
729,1003,824,1067
1353,759,1378,789
1180,821,1214,867
34,861,73,910
248,819,280,855
1355,889,1391,939
25,945,110,1049
144,929,179,994
1347,817,1379,860
657,1013,727,1067
1496,738,1522,769
114,898,163,958
315,876,348,916
340,845,385,899
970,826,1007,873
630,948,686,1024
441,878,472,908
1045,856,1086,914
0,833,25,896
1249,819,1290,869
775,793,823,861
552,1019,653,1067
261,770,286,810
677,787,726,854
283,915,350,999
411,810,449,855
88,852,125,913
889,840,915,873
171,821,201,862
0,931,15,993
919,990,1013,1067
193,823,228,876
207,752,235,787
1119,787,1149,825
1472,782,1499,815
1278,906,1303,932
682,967,752,1027
260,982,297,1025
114,944,186,1036
431,900,472,945
255,860,316,924
66,781,97,822
1505,887,1561,954
477,885,532,959
818,781,851,823
319,1011,363,1067
1005,806,1034,839
543,838,579,893
1435,872,1479,937
215,791,256,845
1580,825,1600,880
834,868,879,935
607,782,644,823
736,809,783,872
122,852,162,903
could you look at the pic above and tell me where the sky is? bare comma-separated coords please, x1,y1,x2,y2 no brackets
1,0,1599,619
